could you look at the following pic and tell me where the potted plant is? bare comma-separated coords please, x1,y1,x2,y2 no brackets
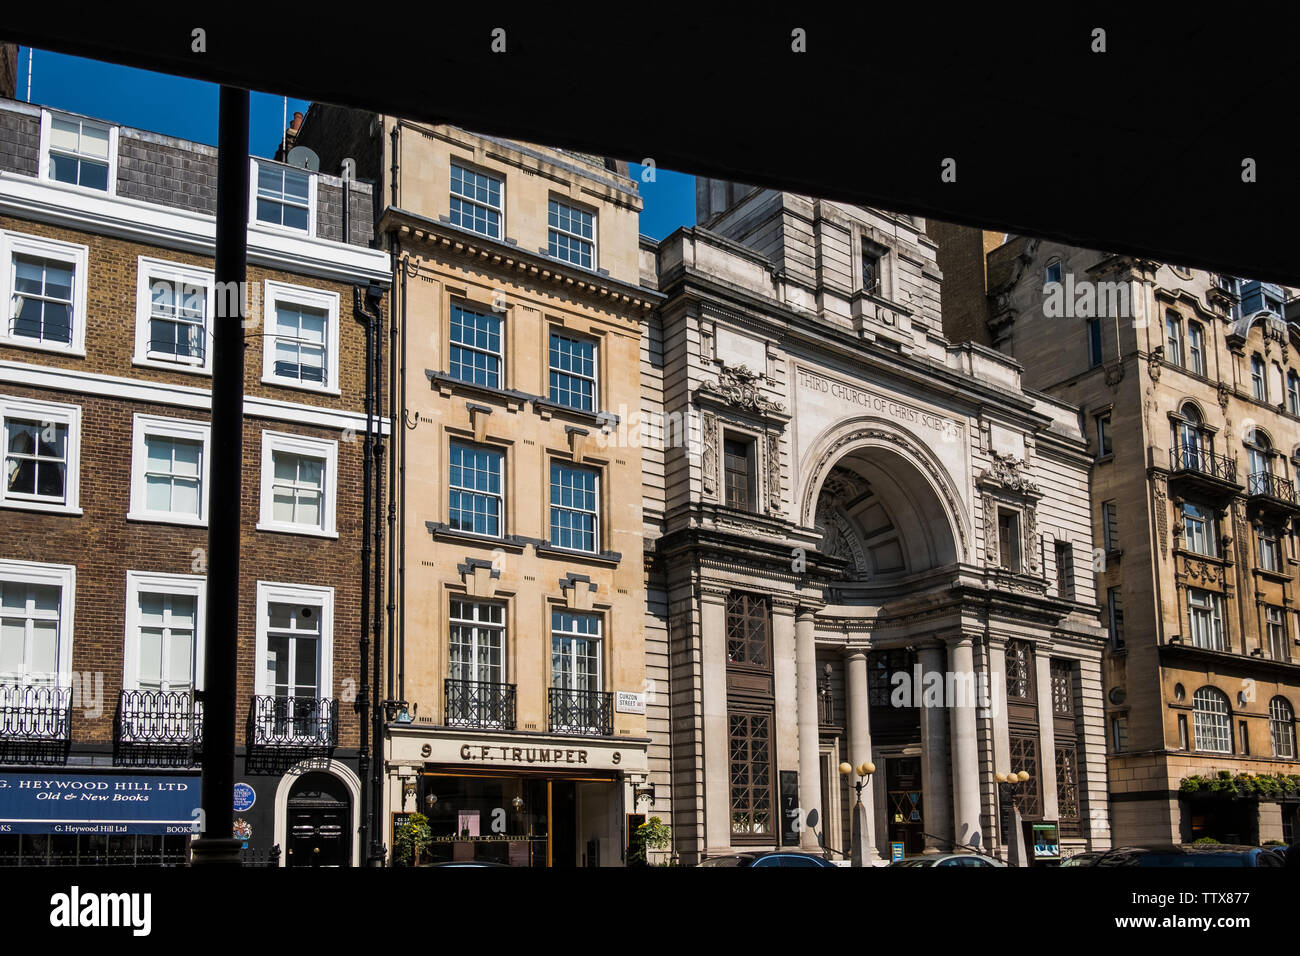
393,812,433,867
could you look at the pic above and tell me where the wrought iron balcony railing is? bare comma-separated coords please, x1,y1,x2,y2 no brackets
444,678,516,730
548,687,613,737
116,689,203,746
1248,470,1298,504
248,696,338,749
1170,444,1238,483
0,684,71,740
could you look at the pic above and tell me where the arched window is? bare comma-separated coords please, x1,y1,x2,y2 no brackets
1192,686,1233,753
1288,371,1300,415
1172,403,1205,470
1251,354,1267,401
1270,697,1296,759
1045,258,1062,285
1247,432,1274,495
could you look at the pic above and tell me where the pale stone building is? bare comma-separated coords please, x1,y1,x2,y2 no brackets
639,185,1111,863
941,235,1300,846
296,108,660,866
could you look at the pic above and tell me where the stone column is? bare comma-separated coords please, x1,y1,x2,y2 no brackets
918,642,951,852
795,607,823,850
700,588,730,852
844,645,877,861
1034,646,1059,821
947,633,984,852
771,603,800,802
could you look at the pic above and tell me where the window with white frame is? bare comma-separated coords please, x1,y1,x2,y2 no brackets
134,258,213,372
449,599,505,686
262,281,339,393
1187,321,1206,376
448,441,503,537
551,609,603,729
1165,312,1184,367
448,302,503,388
1182,502,1216,557
0,560,76,690
1257,522,1282,572
1271,696,1296,759
449,163,503,239
1264,605,1288,660
128,415,210,525
0,396,81,514
1192,686,1232,753
548,198,596,269
548,330,597,411
1252,354,1267,401
123,571,205,694
1,231,89,354
1187,588,1226,651
549,460,599,552
257,431,338,537
254,582,334,742
251,159,314,234
1044,259,1063,286
40,110,116,193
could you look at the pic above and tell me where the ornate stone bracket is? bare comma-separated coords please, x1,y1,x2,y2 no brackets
698,363,787,415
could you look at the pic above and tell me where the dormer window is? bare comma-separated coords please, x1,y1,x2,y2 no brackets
40,111,116,193
252,160,314,234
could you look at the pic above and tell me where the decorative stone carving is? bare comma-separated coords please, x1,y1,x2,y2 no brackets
1104,362,1125,390
766,433,782,514
978,452,1041,496
701,411,718,495
1147,345,1164,382
1024,506,1040,574
982,492,998,565
1152,475,1168,556
700,363,786,414
1217,382,1231,409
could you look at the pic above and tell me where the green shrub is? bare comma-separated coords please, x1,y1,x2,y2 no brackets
393,812,433,867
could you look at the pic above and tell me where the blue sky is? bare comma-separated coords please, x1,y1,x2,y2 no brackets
12,47,695,240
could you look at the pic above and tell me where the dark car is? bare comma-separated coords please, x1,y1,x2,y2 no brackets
698,850,837,868
1094,844,1285,867
1059,851,1103,867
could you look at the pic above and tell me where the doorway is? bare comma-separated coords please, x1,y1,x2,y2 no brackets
286,771,352,867
887,757,925,855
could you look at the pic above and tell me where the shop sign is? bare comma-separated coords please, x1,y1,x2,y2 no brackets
0,771,201,835
458,743,604,766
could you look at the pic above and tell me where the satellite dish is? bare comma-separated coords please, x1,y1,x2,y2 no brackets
286,145,320,172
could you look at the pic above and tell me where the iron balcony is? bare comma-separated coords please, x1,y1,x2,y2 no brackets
1168,444,1241,503
1246,471,1300,519
444,678,517,730
548,687,613,737
248,695,338,749
0,684,72,765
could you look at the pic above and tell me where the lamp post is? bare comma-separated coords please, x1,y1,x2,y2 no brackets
996,770,1031,867
838,760,875,867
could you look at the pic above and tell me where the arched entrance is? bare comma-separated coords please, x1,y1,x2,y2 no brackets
285,771,353,867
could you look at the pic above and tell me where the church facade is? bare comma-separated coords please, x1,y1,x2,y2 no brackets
638,184,1111,862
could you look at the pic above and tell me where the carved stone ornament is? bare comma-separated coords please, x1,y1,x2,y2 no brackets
701,364,786,414
1152,476,1169,556
1217,382,1231,409
978,451,1041,496
701,411,718,495
766,433,782,514
1147,345,1164,382
1104,362,1125,390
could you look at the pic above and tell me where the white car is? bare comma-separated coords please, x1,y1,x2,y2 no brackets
889,852,1006,867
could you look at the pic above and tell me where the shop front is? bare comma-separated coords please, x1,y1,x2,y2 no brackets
0,769,200,866
388,726,649,867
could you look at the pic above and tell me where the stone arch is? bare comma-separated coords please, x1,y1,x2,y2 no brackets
273,757,362,867
799,415,970,566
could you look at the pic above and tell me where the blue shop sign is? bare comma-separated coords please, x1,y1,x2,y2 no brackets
0,772,202,835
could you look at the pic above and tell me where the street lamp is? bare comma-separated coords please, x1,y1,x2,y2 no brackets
995,770,1032,866
838,760,876,867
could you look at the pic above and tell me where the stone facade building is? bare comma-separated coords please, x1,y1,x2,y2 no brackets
937,234,1300,846
0,95,390,865
639,184,1111,863
295,107,660,866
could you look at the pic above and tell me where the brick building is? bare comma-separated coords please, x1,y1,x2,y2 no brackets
0,95,390,865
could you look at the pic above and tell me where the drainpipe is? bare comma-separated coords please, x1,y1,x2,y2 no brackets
353,284,375,866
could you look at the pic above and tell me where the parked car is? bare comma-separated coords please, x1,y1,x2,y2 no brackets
698,850,837,868
1094,844,1285,867
1058,851,1103,867
889,852,1005,867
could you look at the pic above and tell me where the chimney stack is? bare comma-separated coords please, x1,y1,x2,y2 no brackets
275,111,306,162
